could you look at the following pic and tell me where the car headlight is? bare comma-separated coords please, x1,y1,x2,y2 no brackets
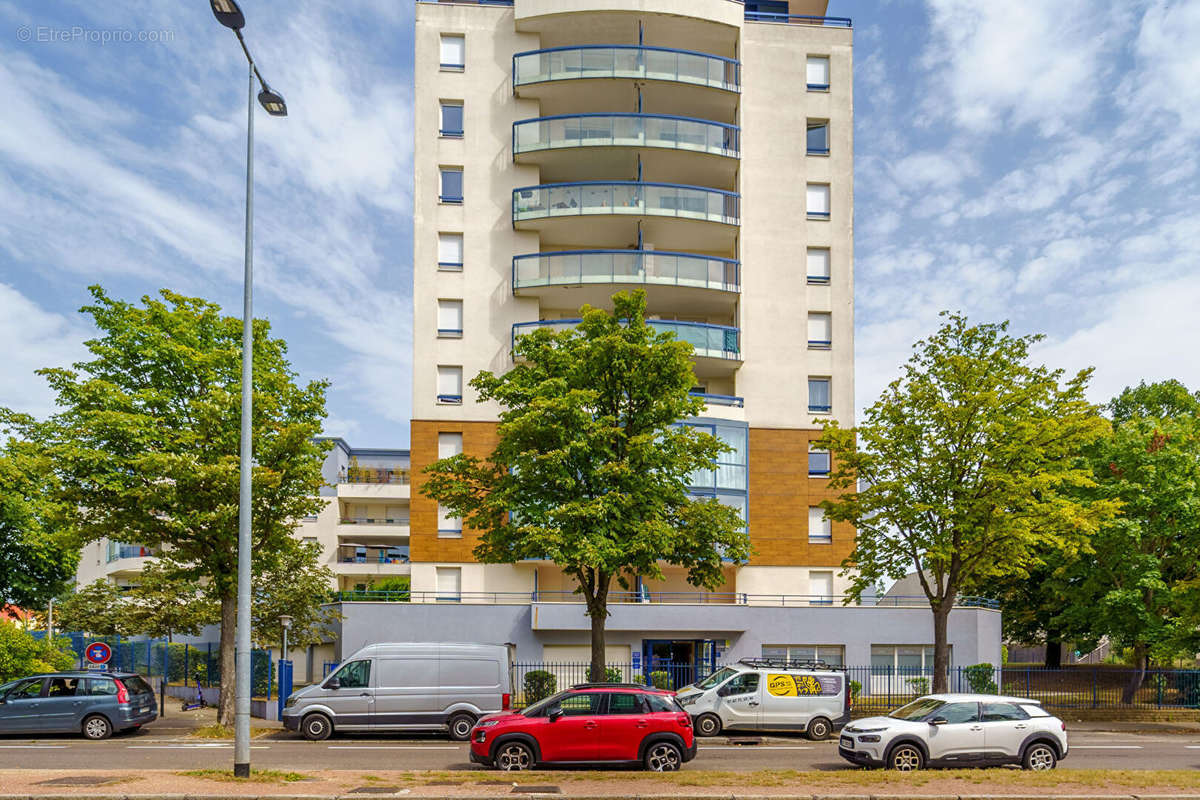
284,694,297,708
477,719,501,728
858,735,881,742
677,694,699,707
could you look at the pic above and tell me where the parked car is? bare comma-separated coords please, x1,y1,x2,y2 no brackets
0,671,157,739
674,657,850,739
282,642,514,741
469,683,697,771
838,693,1068,771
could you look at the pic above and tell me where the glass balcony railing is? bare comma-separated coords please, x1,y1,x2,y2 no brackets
514,113,739,159
513,182,739,226
337,544,410,565
513,250,739,293
338,466,409,485
514,319,740,361
106,543,154,563
513,45,739,93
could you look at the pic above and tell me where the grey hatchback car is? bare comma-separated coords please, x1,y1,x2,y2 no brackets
0,672,157,739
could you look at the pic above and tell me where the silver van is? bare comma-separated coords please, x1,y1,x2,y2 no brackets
674,658,850,739
282,642,514,741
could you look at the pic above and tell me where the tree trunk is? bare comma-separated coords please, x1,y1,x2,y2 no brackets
218,594,237,728
932,602,951,693
585,575,610,683
1121,643,1148,705
1045,640,1063,669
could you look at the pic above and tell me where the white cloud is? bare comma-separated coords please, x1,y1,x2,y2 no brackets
0,284,90,420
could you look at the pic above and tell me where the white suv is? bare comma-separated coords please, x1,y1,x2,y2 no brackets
838,693,1067,771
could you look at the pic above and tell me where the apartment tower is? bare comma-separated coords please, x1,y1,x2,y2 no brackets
410,0,854,611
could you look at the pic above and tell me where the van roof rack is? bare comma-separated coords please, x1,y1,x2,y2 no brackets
737,657,838,671
569,682,658,690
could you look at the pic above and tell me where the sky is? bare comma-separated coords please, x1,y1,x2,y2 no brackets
1,0,1198,448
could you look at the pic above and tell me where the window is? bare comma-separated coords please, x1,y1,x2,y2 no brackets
330,659,371,689
808,445,831,477
7,678,44,699
722,673,759,696
806,120,829,155
439,34,465,70
934,702,980,724
558,692,604,716
808,506,832,543
84,678,118,696
806,183,830,219
437,365,463,404
809,570,834,605
437,299,463,338
605,693,648,714
438,432,463,460
436,566,462,602
807,312,831,349
808,377,831,413
46,677,81,697
871,645,948,672
806,55,829,90
981,702,1028,722
439,167,463,204
440,101,463,137
761,645,844,667
437,503,462,537
807,247,830,285
437,232,463,270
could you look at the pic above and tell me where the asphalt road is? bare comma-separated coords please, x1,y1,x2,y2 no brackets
1,729,1199,772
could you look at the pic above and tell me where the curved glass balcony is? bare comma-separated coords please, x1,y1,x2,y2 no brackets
513,182,739,226
513,250,738,293
514,113,738,159
513,319,740,361
514,45,739,93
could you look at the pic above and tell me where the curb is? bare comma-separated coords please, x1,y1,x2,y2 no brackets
7,794,1200,800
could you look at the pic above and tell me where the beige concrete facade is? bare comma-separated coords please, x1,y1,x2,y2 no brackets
410,0,856,602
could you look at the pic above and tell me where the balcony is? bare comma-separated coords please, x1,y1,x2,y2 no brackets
514,113,738,185
338,515,410,537
337,465,410,501
514,318,741,377
513,181,738,252
513,250,738,316
513,45,738,121
334,544,411,577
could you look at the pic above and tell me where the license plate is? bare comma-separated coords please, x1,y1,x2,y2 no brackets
839,736,853,749
139,707,149,714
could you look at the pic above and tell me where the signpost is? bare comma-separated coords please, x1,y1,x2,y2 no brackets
84,641,112,671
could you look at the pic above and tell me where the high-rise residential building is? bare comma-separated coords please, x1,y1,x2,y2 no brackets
410,0,855,613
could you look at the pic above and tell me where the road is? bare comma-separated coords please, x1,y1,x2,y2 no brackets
1,728,1199,771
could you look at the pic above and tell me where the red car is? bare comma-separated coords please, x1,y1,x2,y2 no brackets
469,683,697,771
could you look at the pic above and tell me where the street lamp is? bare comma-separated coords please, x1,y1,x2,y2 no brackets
209,0,287,779
279,614,293,662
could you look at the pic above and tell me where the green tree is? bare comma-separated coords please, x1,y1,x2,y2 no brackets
250,539,339,652
423,291,750,681
16,287,330,726
816,313,1117,691
0,621,76,681
1068,380,1200,701
0,435,79,611
977,555,1085,668
53,580,130,637
121,562,218,641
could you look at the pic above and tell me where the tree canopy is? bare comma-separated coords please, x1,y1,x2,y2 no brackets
816,312,1117,690
423,291,750,680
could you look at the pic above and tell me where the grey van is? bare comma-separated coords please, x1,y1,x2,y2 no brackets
0,672,157,739
282,642,513,741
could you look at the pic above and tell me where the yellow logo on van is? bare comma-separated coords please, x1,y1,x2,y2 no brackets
767,674,823,696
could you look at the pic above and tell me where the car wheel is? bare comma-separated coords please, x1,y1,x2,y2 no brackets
695,713,723,737
644,741,682,772
806,717,832,741
887,743,924,771
82,715,113,740
447,712,477,742
301,713,333,741
1023,742,1058,771
495,740,533,771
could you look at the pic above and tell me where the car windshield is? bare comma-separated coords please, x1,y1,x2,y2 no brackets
696,667,738,690
520,690,572,718
888,697,945,721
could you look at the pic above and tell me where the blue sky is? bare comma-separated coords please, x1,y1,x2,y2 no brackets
2,1,1198,447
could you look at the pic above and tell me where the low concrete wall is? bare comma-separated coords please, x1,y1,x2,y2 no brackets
164,684,277,721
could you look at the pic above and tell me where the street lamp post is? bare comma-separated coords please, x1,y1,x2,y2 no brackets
279,615,293,663
209,0,287,779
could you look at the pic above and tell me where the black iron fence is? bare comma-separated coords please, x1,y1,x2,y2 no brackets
510,661,1200,711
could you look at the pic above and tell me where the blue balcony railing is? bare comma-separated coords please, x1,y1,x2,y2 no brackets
690,392,744,408
514,319,740,361
513,181,739,227
513,250,739,294
514,113,739,159
514,44,739,93
744,12,852,27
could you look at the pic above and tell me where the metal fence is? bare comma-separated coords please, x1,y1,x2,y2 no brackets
509,661,1200,712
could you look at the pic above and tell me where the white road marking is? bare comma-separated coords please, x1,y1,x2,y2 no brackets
1185,745,1200,749
126,744,270,749
1070,745,1143,749
0,745,70,749
326,745,462,750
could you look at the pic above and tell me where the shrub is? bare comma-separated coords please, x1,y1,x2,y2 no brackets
0,623,76,682
905,676,929,696
523,670,556,704
848,679,862,703
964,663,998,694
604,666,623,683
1001,645,1009,666
650,670,672,690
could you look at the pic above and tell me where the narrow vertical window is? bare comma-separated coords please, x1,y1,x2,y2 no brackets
437,504,463,538
806,55,829,90
435,566,462,602
440,101,463,137
440,168,463,204
436,365,463,404
438,432,464,460
437,233,463,270
439,34,465,70
807,247,831,284
808,445,831,477
809,570,834,605
806,183,830,219
806,120,829,155
807,312,832,349
808,507,832,544
437,299,463,338
808,377,831,413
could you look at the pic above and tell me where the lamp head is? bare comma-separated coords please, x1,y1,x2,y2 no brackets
210,0,246,30
279,614,294,630
258,87,288,117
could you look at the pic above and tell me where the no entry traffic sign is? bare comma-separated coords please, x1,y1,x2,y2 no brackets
85,641,112,666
